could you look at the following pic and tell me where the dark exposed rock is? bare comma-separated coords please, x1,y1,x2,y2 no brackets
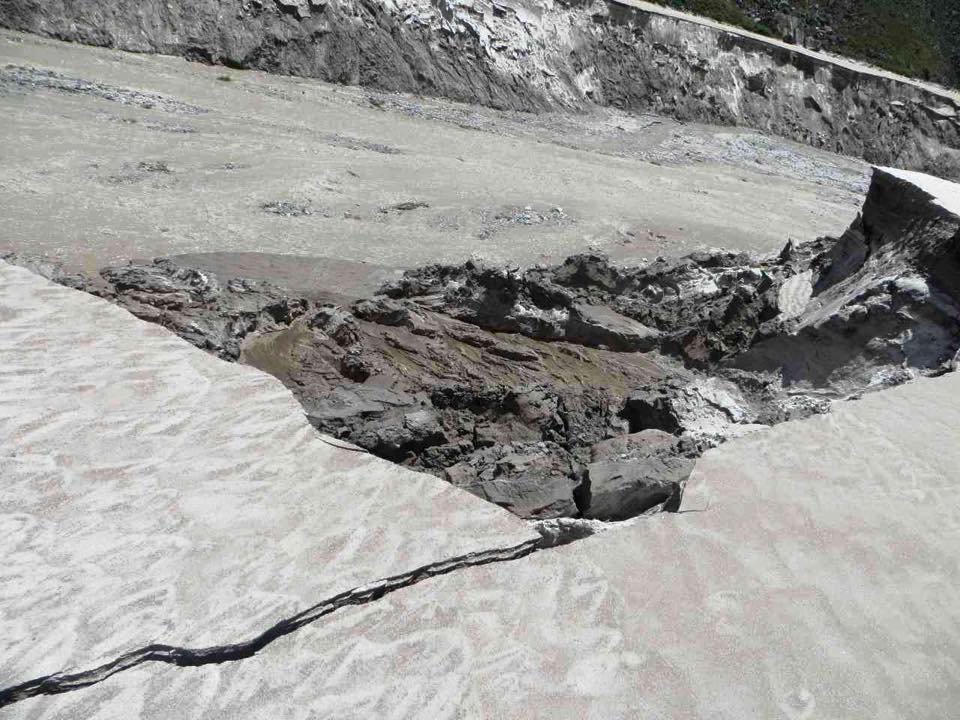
445,441,582,520
581,429,692,520
733,169,960,391
8,168,960,523
567,303,661,352
620,378,757,439
309,305,362,347
384,249,793,365
352,297,440,336
380,259,661,351
262,200,322,217
97,260,311,360
379,201,430,213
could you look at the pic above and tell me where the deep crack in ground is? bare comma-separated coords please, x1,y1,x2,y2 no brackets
0,536,555,708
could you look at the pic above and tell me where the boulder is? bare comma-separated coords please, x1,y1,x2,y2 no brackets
445,442,582,519
582,429,693,520
566,303,660,351
584,456,691,520
621,378,756,441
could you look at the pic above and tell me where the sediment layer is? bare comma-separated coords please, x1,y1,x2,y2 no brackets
9,166,959,522
1,0,959,176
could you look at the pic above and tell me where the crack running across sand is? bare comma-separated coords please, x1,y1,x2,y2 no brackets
2,167,958,709
0,536,555,708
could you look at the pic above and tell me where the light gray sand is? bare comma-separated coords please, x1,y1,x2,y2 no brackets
0,30,868,294
0,260,536,688
7,256,960,719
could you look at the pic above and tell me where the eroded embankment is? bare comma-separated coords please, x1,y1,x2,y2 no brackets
9,167,960,524
1,0,959,177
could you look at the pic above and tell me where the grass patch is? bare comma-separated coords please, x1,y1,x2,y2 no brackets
649,0,956,87
645,0,774,37
837,0,947,81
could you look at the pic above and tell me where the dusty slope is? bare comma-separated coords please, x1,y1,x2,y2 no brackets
2,0,959,176
0,29,868,287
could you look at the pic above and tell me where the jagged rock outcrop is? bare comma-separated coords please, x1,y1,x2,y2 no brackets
99,260,312,360
1,0,959,177
390,167,960,396
8,167,960,523
582,429,691,519
732,168,960,392
379,258,662,351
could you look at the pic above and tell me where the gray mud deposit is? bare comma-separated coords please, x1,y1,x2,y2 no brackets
2,0,959,177
10,167,959,523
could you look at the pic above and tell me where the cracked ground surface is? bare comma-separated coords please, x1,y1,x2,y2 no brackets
3,27,960,720
4,246,960,717
0,261,539,698
3,166,960,716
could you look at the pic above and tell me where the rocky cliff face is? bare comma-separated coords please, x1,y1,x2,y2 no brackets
2,0,959,177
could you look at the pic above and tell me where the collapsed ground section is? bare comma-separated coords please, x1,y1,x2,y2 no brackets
13,320,960,719
0,262,536,689
27,167,960,526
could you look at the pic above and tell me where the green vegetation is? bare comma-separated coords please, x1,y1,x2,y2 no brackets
646,0,773,36
838,0,946,82
645,0,958,88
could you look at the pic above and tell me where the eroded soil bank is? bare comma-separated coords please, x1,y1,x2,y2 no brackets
8,167,960,522
2,0,959,177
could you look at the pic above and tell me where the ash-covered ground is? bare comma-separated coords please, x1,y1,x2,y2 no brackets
0,29,867,286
